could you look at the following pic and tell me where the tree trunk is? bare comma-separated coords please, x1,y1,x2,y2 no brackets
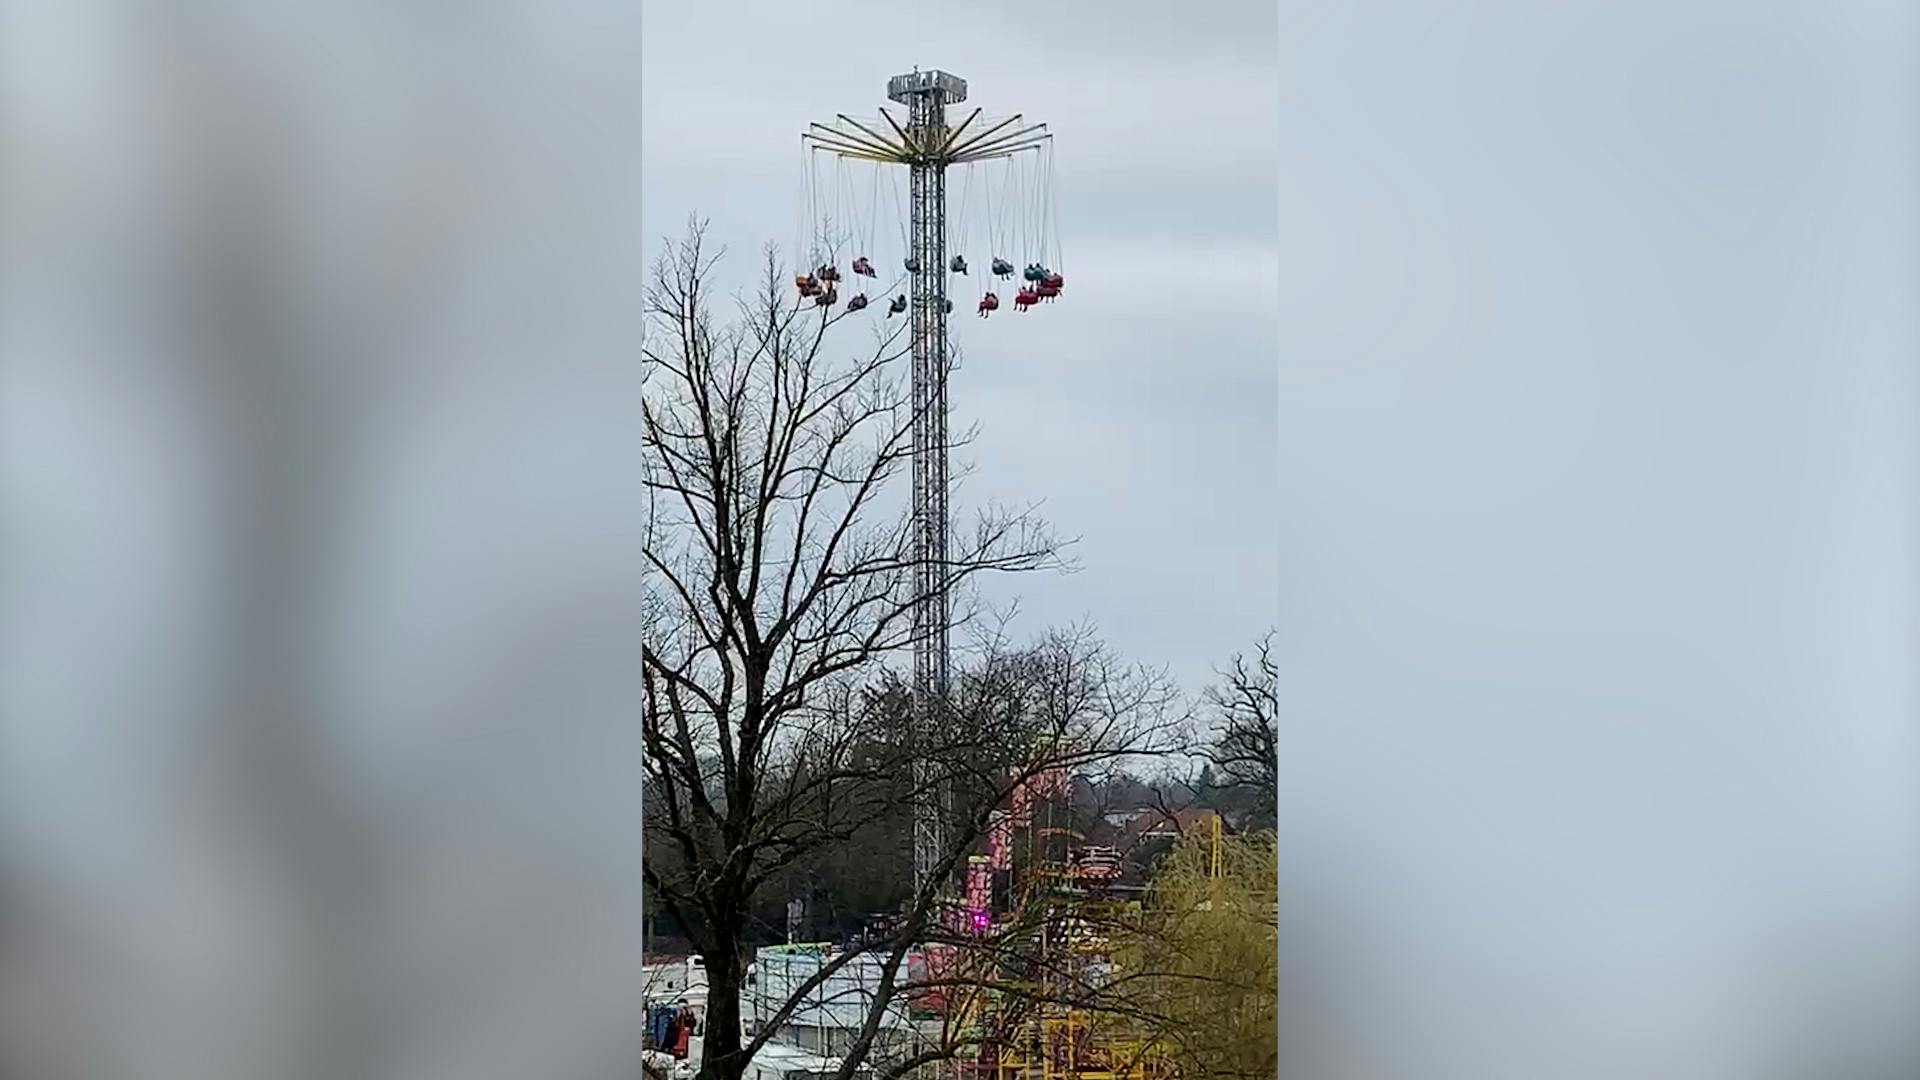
697,936,744,1080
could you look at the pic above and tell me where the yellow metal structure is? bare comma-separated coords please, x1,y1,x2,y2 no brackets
942,766,1177,1080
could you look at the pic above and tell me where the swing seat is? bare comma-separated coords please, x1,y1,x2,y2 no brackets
814,286,838,307
942,298,953,314
1042,273,1063,290
795,274,819,296
1014,288,1039,310
991,258,1014,277
887,294,908,316
978,293,999,315
818,265,841,283
846,294,868,312
1036,283,1060,300
950,255,968,274
852,257,875,277
904,257,921,273
1023,265,1044,282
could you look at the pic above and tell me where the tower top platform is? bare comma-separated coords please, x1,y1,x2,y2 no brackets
887,69,967,106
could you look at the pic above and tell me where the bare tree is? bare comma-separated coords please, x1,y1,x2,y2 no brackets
642,220,1179,1080
1202,633,1277,831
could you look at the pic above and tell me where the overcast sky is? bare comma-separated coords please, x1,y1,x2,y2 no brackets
641,0,1281,701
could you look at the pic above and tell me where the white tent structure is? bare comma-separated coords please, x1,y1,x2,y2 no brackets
744,945,918,1058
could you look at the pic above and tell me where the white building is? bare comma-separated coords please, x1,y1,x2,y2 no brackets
744,945,916,1057
644,955,708,1003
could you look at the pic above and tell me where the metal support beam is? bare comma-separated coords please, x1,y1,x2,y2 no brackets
904,76,952,901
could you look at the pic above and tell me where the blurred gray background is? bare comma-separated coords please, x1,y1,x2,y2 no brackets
1276,3,1919,1078
4,2,648,1077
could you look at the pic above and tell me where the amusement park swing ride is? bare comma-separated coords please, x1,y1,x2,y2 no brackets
800,69,1064,901
792,72,1171,1080
798,71,1063,322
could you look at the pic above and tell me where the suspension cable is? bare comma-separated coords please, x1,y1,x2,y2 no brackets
1048,143,1063,274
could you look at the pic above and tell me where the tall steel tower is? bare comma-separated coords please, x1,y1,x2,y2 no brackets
804,70,1052,898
